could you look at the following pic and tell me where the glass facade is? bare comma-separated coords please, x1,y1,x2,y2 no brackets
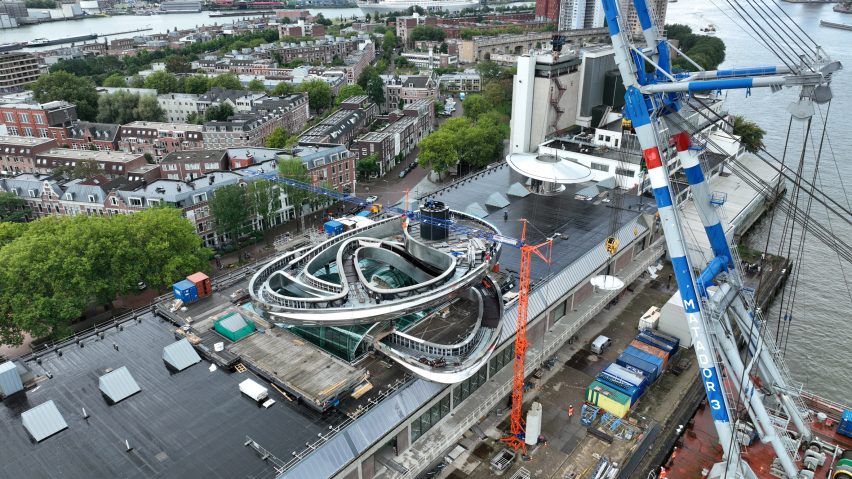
287,324,374,363
489,343,515,375
410,394,451,443
453,366,487,405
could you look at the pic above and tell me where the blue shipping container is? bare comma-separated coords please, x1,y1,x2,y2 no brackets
640,329,680,354
839,409,852,438
625,346,666,372
356,211,371,217
173,279,198,304
600,368,646,397
617,350,661,382
636,332,676,355
597,372,642,404
605,363,647,389
324,220,344,236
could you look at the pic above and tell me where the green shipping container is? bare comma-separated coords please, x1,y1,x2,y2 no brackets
214,313,256,342
586,380,631,418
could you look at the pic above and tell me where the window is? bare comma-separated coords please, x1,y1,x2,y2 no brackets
3,112,12,122
410,394,451,443
453,366,487,405
8,127,18,136
615,167,633,177
590,162,609,172
192,192,207,203
88,195,96,203
23,128,33,137
489,343,515,375
64,193,73,200
129,197,143,207
28,189,36,197
34,115,45,125
147,198,161,206
38,129,48,138
110,197,118,206
18,113,29,123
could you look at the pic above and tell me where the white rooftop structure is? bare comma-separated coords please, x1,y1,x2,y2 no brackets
98,366,141,404
22,400,68,442
162,339,202,372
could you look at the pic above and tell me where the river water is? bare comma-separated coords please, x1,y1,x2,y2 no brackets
668,1,852,403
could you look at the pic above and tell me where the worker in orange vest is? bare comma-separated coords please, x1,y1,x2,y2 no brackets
659,466,668,478
568,404,574,419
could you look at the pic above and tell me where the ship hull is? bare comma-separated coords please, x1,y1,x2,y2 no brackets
357,0,479,14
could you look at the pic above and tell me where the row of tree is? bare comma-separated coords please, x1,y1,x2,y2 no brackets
0,208,210,346
207,179,282,241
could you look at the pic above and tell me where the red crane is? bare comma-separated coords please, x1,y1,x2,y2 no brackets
501,219,552,455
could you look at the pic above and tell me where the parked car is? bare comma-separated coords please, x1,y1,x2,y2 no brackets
137,281,147,290
365,195,378,203
229,288,250,304
399,169,408,178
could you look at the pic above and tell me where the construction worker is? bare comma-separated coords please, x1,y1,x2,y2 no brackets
568,404,574,420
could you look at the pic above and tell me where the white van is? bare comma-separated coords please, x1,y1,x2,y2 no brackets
591,335,612,355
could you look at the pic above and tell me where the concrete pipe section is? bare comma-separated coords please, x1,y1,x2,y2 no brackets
249,210,506,384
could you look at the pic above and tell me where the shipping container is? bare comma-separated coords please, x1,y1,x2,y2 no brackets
356,211,371,217
173,279,199,304
187,272,212,298
624,345,665,371
617,348,661,382
630,340,669,369
324,220,344,236
604,363,648,391
635,332,676,358
839,409,852,438
638,306,660,331
641,328,680,354
586,380,631,418
596,371,642,405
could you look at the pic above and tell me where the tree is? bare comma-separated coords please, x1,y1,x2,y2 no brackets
72,159,103,180
410,25,445,43
335,84,366,105
418,131,458,181
265,127,298,149
395,56,410,68
0,209,209,345
366,75,385,107
271,81,295,97
144,70,179,93
209,73,242,90
299,79,333,112
383,30,397,50
204,103,235,122
0,192,30,222
246,180,281,230
462,94,491,121
102,73,127,88
135,95,166,122
278,157,321,227
31,71,99,121
247,78,267,92
439,42,449,54
208,184,250,240
315,13,332,26
476,60,502,82
181,75,210,94
732,115,766,153
356,155,380,179
97,91,164,124
129,75,146,88
164,55,193,73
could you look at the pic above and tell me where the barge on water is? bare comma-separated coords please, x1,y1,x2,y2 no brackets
820,20,852,31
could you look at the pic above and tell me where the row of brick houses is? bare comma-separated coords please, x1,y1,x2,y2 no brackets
351,99,435,176
1,93,309,161
0,144,351,247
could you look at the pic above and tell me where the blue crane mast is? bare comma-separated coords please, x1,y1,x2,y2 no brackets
592,0,841,477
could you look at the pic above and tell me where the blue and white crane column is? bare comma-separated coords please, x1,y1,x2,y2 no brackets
600,0,743,471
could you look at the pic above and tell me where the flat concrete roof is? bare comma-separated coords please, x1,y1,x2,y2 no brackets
0,316,343,479
121,121,204,131
0,136,56,147
38,148,143,163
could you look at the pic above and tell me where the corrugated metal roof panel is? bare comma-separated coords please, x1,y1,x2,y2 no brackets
162,338,202,372
218,313,249,333
0,360,23,396
22,400,68,442
499,216,648,343
279,379,445,479
98,366,141,404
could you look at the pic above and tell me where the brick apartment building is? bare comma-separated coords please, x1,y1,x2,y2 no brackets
119,121,205,161
381,75,438,111
160,149,228,181
0,51,44,93
268,39,360,66
34,148,148,177
0,136,57,175
278,21,326,38
396,15,439,45
298,96,377,146
202,94,309,149
351,99,435,176
0,101,78,141
289,143,356,193
65,121,121,151
336,41,375,85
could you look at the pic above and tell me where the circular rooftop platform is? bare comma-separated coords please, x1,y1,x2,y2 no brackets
506,152,594,184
